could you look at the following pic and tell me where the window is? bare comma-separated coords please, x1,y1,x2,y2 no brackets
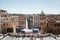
7,28,13,33
54,23,60,26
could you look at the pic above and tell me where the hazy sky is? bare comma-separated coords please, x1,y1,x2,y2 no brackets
0,0,60,14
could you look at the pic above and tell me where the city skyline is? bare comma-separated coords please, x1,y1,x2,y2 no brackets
0,0,60,14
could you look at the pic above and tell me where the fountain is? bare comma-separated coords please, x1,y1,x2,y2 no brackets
21,16,33,33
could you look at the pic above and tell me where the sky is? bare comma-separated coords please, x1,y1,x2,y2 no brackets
0,0,60,14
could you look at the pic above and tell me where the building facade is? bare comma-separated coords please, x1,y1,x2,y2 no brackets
0,10,60,34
